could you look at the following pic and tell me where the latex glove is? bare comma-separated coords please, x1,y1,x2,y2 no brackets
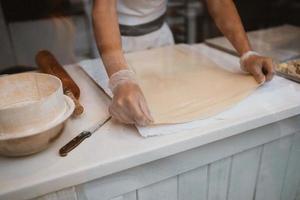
108,70,154,126
240,51,275,84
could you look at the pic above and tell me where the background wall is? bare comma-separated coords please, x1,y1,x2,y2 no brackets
0,0,299,71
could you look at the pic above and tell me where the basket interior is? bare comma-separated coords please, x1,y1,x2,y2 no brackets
0,73,60,109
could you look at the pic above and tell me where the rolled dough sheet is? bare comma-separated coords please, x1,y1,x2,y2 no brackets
125,45,260,124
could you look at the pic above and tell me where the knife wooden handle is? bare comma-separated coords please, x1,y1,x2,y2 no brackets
59,131,92,157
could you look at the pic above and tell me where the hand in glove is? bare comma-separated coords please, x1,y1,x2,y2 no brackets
108,70,154,126
240,51,275,84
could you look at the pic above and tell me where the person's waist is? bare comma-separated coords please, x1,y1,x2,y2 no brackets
119,12,166,36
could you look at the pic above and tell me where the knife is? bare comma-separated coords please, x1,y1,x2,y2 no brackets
59,116,112,157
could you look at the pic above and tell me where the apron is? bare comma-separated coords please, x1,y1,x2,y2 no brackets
117,0,174,53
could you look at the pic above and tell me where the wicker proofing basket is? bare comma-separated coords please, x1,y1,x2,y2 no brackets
0,72,74,156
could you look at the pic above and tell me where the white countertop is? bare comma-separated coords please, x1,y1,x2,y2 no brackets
1,44,300,200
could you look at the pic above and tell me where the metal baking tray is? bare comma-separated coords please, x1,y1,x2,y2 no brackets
276,70,300,83
276,58,300,83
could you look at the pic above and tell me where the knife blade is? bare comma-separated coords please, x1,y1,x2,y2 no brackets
59,116,112,157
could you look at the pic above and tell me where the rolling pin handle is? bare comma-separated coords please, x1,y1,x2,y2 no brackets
65,90,84,116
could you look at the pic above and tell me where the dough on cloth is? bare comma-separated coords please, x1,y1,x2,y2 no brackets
125,45,260,124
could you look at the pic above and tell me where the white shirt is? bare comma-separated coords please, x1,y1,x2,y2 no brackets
117,0,167,25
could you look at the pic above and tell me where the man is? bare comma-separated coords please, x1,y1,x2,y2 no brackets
92,0,275,126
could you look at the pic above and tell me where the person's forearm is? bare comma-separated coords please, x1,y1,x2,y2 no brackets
205,0,251,56
92,0,127,77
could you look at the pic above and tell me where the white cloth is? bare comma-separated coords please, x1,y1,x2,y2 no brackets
117,0,174,52
117,0,167,25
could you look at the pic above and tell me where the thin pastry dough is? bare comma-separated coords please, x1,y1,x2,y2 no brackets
125,45,259,124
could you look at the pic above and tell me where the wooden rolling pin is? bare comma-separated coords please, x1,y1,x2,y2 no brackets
35,50,84,116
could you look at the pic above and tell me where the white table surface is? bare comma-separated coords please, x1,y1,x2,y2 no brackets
1,44,300,200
